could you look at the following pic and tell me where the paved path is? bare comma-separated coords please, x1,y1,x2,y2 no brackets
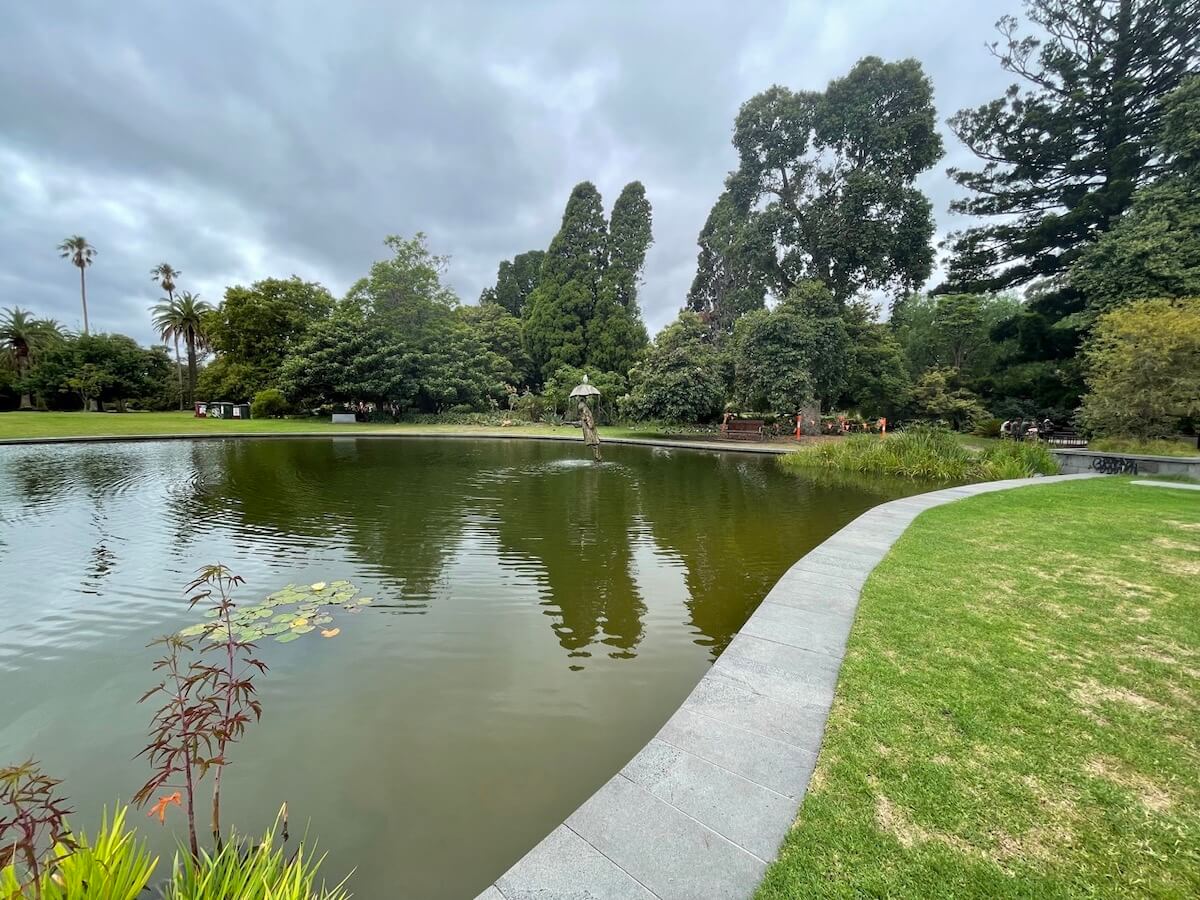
478,474,1100,900
1131,479,1200,492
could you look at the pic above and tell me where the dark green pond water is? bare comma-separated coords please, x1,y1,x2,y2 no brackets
0,437,910,897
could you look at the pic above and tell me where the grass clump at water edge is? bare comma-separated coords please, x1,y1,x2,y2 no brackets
780,426,1059,482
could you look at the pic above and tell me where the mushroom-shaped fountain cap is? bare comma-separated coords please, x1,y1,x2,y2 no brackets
569,374,601,398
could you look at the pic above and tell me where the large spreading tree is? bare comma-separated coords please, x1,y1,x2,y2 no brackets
1071,75,1200,313
943,0,1200,413
685,188,774,335
690,56,942,316
200,276,335,399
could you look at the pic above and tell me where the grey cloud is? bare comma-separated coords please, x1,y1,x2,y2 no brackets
1,0,1016,344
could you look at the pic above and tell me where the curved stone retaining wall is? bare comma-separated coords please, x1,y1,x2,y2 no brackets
1051,448,1200,479
477,474,1100,900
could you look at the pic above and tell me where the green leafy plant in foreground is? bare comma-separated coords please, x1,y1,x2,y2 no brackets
3,564,355,896
135,565,267,856
0,805,158,900
0,761,73,899
2,802,349,899
162,807,350,900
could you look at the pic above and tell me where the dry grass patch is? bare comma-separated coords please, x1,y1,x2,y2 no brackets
1085,757,1173,814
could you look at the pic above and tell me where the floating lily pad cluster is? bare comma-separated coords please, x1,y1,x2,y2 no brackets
178,580,372,645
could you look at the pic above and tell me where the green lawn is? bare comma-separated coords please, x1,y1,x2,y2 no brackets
1090,436,1200,458
759,477,1200,899
0,411,647,441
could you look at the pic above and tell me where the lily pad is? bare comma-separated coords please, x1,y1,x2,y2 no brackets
314,614,334,625
272,612,297,623
178,623,214,638
356,598,374,605
274,631,301,643
331,580,350,588
261,623,291,636
321,628,340,638
203,608,222,618
291,624,315,635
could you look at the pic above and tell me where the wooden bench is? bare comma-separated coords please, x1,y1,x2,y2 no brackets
720,419,765,441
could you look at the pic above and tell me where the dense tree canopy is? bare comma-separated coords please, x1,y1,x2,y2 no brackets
945,0,1200,292
480,250,545,317
523,182,609,380
685,189,773,334
731,282,851,415
1079,297,1200,437
199,277,334,401
523,181,650,382
1071,76,1200,314
721,57,943,305
624,312,727,423
27,334,171,411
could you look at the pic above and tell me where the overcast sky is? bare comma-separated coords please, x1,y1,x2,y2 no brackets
1,0,1020,345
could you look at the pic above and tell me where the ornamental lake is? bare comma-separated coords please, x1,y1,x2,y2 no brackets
0,437,914,897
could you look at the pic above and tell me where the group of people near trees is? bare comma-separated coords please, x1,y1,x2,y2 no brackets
2,0,1198,442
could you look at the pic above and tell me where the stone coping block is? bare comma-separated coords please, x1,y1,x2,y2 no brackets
478,474,1099,899
1131,479,1200,492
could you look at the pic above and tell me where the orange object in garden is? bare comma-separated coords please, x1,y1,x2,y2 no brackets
795,414,802,441
879,417,887,436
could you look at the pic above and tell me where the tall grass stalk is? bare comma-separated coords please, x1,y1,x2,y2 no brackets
163,808,350,900
781,426,1059,482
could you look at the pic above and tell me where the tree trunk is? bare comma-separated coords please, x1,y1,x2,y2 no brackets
79,265,89,335
17,351,32,410
797,401,821,436
186,332,198,407
174,336,184,411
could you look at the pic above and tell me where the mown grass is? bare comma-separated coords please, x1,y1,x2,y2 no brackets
1090,436,1200,458
781,426,1059,482
0,411,652,442
758,477,1200,899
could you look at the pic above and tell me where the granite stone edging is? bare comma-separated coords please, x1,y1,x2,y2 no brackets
478,473,1102,900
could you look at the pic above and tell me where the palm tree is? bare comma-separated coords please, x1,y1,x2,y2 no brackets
1,308,64,409
150,263,184,409
58,236,97,334
152,291,211,406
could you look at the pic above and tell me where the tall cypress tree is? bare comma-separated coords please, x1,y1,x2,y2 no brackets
587,182,652,373
603,182,653,309
523,182,609,381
